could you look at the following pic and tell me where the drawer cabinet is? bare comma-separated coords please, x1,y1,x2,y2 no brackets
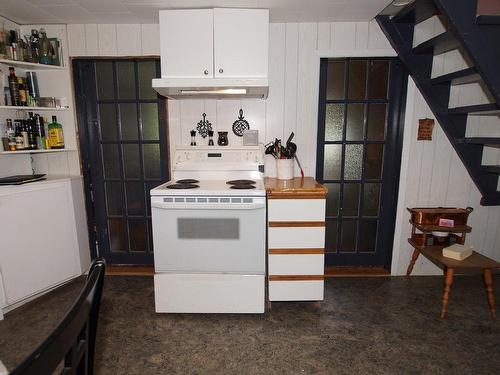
265,177,327,303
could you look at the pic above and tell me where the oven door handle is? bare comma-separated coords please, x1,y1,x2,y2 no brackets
151,202,266,210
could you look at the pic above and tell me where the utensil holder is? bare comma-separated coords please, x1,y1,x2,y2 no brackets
276,159,294,180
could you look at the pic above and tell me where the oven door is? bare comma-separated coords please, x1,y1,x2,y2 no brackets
151,198,266,273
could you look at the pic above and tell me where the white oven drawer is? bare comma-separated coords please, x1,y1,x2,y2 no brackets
268,280,324,301
268,254,324,275
268,199,325,222
268,227,325,248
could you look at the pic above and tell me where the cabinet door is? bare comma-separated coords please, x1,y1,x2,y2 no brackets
159,9,214,78
213,8,269,78
0,184,78,305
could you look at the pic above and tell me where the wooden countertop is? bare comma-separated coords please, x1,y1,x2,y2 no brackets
264,177,327,199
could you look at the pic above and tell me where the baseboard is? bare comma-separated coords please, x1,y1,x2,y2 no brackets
106,266,154,276
325,266,390,277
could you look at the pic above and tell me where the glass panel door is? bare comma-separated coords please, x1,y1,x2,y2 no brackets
316,58,407,268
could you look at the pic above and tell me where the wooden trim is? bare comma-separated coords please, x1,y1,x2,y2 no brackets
106,266,154,276
268,221,325,227
268,194,326,199
269,248,325,254
269,275,324,281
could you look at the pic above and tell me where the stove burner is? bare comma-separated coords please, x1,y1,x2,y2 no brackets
176,179,200,184
226,179,256,185
230,184,256,189
166,183,199,189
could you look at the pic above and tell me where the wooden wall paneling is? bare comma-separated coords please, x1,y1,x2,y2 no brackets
354,22,369,49
368,20,392,49
202,99,218,147
428,125,454,205
283,23,299,144
84,24,99,56
216,100,243,146
330,23,356,50
241,99,266,143
167,100,182,163
67,24,86,56
317,23,331,50
116,24,142,56
141,24,160,55
179,100,205,146
97,24,117,56
466,187,488,252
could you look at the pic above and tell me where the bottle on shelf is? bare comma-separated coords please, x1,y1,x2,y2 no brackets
34,114,45,150
18,77,27,106
6,119,16,151
27,112,37,149
8,67,19,106
14,120,24,150
16,30,25,62
23,35,33,63
21,119,29,149
9,30,18,61
25,71,40,102
29,29,40,63
39,29,53,65
48,115,64,149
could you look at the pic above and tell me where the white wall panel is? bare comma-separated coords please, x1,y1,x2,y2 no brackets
84,24,99,56
67,24,86,56
141,24,160,55
116,24,141,56
97,24,117,55
330,23,355,50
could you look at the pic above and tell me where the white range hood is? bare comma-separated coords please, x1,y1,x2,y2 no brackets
152,77,269,99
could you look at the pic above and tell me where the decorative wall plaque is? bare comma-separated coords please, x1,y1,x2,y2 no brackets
418,118,435,141
196,113,212,138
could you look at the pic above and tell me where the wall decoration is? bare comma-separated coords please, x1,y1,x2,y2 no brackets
196,113,212,138
417,118,434,141
232,109,250,137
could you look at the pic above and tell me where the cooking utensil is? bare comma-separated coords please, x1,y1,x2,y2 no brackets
232,108,250,136
294,154,305,179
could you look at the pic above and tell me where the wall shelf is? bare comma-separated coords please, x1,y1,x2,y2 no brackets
0,149,73,155
0,106,70,111
0,58,65,71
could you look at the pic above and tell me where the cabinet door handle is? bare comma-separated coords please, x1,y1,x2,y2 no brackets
218,68,223,74
204,70,209,75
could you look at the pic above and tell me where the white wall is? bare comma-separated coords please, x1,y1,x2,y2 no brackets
66,18,500,275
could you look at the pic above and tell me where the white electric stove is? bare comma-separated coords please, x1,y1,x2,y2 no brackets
151,146,266,313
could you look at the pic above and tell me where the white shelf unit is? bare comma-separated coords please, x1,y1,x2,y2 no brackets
0,106,70,111
0,58,64,70
0,149,72,155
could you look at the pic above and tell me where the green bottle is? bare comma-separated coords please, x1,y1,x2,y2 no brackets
47,115,64,149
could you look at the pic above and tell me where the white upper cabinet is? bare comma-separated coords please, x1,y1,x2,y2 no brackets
159,9,214,78
214,8,269,78
159,8,269,79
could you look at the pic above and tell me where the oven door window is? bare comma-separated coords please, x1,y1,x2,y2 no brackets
178,218,239,239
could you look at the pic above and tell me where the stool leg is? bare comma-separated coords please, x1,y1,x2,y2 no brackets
441,268,454,319
483,269,496,318
406,248,420,278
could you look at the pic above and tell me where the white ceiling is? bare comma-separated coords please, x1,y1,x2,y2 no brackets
1,0,393,25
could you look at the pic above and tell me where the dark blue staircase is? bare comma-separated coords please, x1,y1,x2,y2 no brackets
377,0,500,205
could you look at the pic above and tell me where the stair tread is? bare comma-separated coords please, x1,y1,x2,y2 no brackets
413,31,460,55
463,137,500,145
431,67,481,85
392,0,438,24
481,192,500,206
476,15,500,25
482,165,500,173
448,103,500,115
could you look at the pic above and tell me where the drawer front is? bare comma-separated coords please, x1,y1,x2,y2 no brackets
269,280,324,301
268,254,324,275
268,227,325,248
268,199,325,222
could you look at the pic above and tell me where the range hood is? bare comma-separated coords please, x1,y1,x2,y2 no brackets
152,77,269,99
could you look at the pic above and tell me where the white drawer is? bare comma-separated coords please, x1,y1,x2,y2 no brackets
268,254,324,275
269,280,324,301
268,227,325,248
268,199,325,222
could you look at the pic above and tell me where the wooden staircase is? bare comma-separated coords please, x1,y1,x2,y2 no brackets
377,0,500,205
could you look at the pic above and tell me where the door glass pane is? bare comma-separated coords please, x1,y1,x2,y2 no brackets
122,144,141,179
120,104,138,140
138,61,158,99
367,104,386,141
358,220,378,252
143,144,161,179
141,103,159,141
344,144,363,180
326,220,338,252
102,144,120,178
369,61,389,99
341,220,357,252
363,183,381,216
96,62,114,100
105,182,124,216
364,144,384,179
324,145,342,180
116,61,136,100
99,104,117,141
108,218,126,252
129,220,147,252
348,60,367,99
126,182,145,216
346,104,365,141
325,104,344,141
324,183,340,217
343,183,360,216
326,61,345,100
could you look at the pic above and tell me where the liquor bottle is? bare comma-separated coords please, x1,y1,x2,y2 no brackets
34,114,45,150
15,121,24,150
29,29,40,63
6,119,16,151
21,119,29,149
39,28,52,65
27,114,37,149
9,30,18,60
8,67,19,106
48,115,64,149
18,77,27,106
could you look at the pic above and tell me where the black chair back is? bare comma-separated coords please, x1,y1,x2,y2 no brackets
11,258,106,375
